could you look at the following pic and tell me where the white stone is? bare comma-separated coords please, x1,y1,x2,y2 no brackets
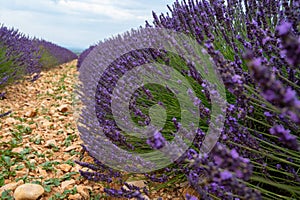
14,183,44,200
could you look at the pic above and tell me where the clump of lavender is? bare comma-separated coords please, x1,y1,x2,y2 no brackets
76,0,300,199
0,24,40,87
0,24,77,89
36,39,77,69
146,131,166,150
77,44,96,69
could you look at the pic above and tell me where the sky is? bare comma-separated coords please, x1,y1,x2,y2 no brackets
0,0,174,50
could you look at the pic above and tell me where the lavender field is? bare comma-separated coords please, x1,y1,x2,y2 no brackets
1,0,300,199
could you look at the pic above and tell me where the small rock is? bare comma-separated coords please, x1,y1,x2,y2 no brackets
0,180,24,196
29,159,36,164
64,145,79,152
58,116,65,121
5,117,16,125
66,129,74,134
55,169,64,176
44,139,56,147
47,89,54,95
68,193,82,200
76,185,91,200
12,147,24,154
14,183,44,200
57,105,69,113
42,121,53,128
37,167,48,177
25,110,37,118
29,124,36,130
16,168,29,177
61,179,75,190
59,164,72,172
125,180,147,188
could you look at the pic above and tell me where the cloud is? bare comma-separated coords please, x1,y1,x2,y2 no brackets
0,0,174,48
2,0,154,21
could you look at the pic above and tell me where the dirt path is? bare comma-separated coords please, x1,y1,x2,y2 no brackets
0,60,192,200
0,60,109,199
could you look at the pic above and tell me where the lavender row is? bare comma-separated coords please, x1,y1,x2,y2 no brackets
0,24,77,89
77,44,96,69
76,0,299,199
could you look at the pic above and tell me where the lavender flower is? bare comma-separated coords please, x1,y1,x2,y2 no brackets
185,193,198,200
269,125,300,151
146,131,166,150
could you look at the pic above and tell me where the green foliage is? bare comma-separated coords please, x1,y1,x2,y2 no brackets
0,45,25,89
38,46,59,70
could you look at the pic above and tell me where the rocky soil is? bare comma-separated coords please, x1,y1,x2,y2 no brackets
0,60,195,200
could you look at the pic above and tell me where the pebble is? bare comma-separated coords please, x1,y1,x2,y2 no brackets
61,179,75,190
57,104,69,113
0,180,24,196
58,163,72,172
37,167,48,177
64,145,79,152
25,110,37,118
68,193,82,200
29,123,36,129
5,117,16,125
76,185,91,200
14,183,44,200
125,180,147,188
44,139,56,147
11,147,24,154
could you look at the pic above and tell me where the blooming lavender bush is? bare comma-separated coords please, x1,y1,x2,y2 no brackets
0,24,41,88
0,24,77,90
76,0,299,199
77,44,96,69
36,39,77,69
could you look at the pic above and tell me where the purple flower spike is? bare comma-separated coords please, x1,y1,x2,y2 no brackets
276,21,292,36
186,193,199,200
220,170,233,180
146,131,166,150
270,125,300,151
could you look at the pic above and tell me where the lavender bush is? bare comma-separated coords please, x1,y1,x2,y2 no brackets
77,44,96,69
76,0,299,199
0,24,41,88
36,39,77,69
0,24,77,90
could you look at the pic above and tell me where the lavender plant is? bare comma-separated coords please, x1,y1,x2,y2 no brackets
0,24,77,90
77,44,96,69
36,39,77,69
76,0,300,199
0,24,41,88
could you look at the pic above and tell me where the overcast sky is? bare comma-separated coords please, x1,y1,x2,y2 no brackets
0,0,174,49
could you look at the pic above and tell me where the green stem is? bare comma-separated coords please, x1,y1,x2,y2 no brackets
277,73,300,90
246,127,277,139
250,176,300,195
245,116,272,128
251,162,295,178
244,181,291,200
227,141,300,168
251,135,300,159
243,85,281,113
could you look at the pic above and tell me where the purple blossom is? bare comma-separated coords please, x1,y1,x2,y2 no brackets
276,21,292,36
146,131,166,150
185,194,198,200
220,170,233,180
269,125,300,151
